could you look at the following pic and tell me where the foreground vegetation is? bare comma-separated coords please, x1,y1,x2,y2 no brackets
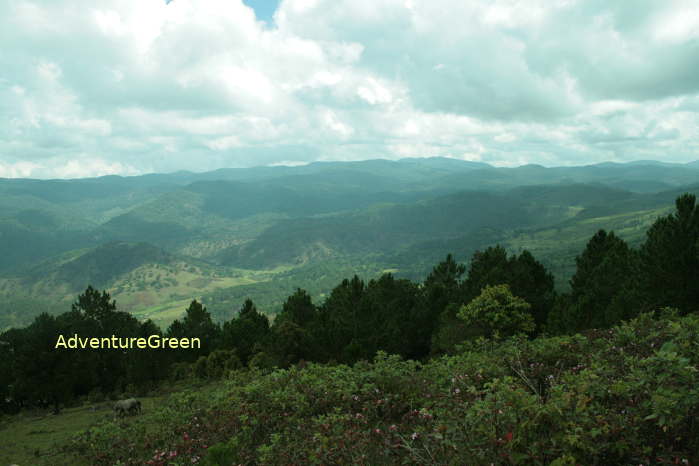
43,310,698,465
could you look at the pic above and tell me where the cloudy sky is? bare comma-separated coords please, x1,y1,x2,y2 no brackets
1,0,698,178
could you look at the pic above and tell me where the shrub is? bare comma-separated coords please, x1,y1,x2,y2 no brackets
63,312,699,465
458,284,535,339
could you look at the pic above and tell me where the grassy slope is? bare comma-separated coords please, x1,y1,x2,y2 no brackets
0,254,392,330
108,262,282,327
0,394,176,466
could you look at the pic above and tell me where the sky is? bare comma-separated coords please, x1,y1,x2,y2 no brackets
1,0,698,178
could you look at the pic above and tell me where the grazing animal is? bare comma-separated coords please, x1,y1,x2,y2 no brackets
114,398,142,417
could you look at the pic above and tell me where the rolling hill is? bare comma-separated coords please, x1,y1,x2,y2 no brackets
1,158,698,330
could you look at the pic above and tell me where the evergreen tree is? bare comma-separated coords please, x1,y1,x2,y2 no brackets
316,275,365,363
126,319,169,387
422,255,469,355
270,320,309,368
167,300,220,361
640,193,699,313
508,250,556,329
71,285,117,331
425,253,465,290
278,288,317,327
462,246,510,302
68,286,142,394
360,274,424,359
550,230,640,333
12,313,73,413
423,254,465,327
221,299,270,365
431,302,470,355
0,331,16,413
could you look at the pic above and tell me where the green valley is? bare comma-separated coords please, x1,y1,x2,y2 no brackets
1,158,698,330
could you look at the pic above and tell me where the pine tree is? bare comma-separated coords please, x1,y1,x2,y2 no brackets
12,313,73,413
462,246,510,302
316,275,365,363
508,250,556,330
278,288,317,327
424,254,467,355
640,193,699,313
221,299,270,365
549,229,640,333
71,285,117,331
167,300,220,361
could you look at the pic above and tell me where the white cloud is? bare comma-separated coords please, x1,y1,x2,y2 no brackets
51,158,139,178
356,77,393,105
321,110,354,139
0,160,41,178
651,3,699,43
0,0,698,178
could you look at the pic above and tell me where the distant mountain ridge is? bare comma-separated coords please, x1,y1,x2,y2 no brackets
3,157,697,183
1,157,697,273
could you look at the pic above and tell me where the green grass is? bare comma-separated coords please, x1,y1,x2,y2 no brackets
0,395,167,465
130,299,194,328
109,263,301,327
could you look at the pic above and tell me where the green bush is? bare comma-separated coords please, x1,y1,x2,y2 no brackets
458,284,535,339
169,362,193,381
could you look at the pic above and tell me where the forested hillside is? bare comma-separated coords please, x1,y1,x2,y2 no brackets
1,158,698,330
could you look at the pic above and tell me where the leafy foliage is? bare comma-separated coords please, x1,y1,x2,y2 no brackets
462,246,555,330
457,284,535,339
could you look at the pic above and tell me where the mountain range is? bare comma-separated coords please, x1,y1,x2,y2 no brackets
1,157,698,329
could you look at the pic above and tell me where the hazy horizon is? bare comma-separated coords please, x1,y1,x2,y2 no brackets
3,156,699,181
